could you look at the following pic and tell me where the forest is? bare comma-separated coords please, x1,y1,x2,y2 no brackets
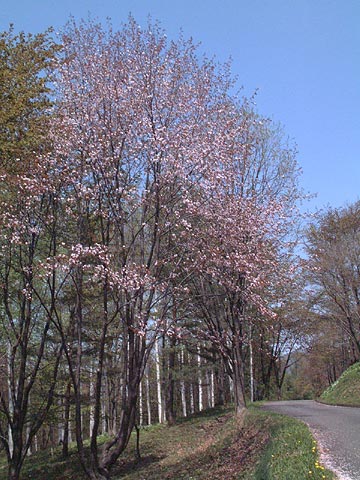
0,18,359,480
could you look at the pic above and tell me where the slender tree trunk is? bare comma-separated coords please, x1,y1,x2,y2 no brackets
233,337,246,415
210,368,215,408
89,289,109,478
89,362,95,435
8,461,22,480
57,395,63,450
161,335,167,423
145,368,152,425
249,321,254,403
155,340,164,423
97,330,145,479
197,345,203,412
190,383,195,414
139,380,143,427
62,382,71,458
165,336,176,425
7,342,14,458
216,358,225,406
180,349,187,417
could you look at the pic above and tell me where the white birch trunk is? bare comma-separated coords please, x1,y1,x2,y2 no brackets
190,383,195,414
68,410,72,444
206,371,211,409
197,345,203,412
210,368,215,408
139,379,143,426
57,396,63,447
102,366,107,434
155,339,164,423
89,362,95,434
229,376,234,402
26,396,32,456
180,349,187,417
102,401,107,434
145,367,152,425
57,418,62,446
7,341,13,457
249,322,254,403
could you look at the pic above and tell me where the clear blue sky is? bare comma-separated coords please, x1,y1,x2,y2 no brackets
1,0,359,212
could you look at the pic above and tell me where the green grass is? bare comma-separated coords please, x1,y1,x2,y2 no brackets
0,441,86,480
241,407,336,480
0,405,336,480
320,362,360,406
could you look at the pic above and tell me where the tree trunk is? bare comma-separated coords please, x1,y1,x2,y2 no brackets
233,336,246,415
139,380,143,427
249,321,254,403
89,362,95,435
8,463,22,480
197,345,203,412
216,358,225,406
7,342,14,459
180,349,187,417
8,438,24,480
99,388,138,477
62,381,71,458
155,340,164,423
90,328,147,479
190,383,195,414
209,368,215,408
145,368,152,425
165,336,176,425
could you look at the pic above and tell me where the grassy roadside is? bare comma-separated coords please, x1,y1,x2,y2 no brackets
241,406,336,480
0,405,336,479
320,361,360,406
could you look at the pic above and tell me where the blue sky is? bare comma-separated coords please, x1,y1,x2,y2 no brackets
1,0,359,212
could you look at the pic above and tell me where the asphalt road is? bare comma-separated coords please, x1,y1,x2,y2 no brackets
262,400,360,480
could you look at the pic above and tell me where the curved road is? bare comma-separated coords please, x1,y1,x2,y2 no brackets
262,400,360,480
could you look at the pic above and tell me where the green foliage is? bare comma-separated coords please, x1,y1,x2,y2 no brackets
320,362,360,406
0,25,60,173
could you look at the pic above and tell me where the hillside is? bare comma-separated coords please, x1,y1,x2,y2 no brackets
0,406,335,480
320,362,360,406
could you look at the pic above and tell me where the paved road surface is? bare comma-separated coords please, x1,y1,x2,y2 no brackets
262,400,360,480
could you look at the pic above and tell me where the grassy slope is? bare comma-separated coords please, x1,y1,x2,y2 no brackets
248,408,335,480
320,362,360,406
0,406,335,480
